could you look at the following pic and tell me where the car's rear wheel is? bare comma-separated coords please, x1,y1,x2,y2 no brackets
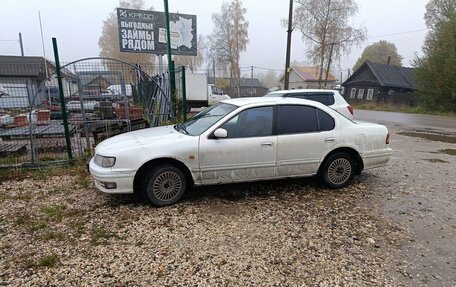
143,164,187,206
321,152,355,188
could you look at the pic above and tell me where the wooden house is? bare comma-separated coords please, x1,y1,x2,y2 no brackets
342,61,417,106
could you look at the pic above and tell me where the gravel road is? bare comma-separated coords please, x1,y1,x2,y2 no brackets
1,124,455,286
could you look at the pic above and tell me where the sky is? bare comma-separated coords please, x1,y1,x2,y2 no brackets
1,0,429,81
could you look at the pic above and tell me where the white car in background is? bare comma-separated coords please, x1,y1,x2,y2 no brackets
66,100,100,112
89,97,391,206
264,89,353,118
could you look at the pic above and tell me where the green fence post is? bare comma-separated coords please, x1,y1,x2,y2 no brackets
52,38,73,162
164,0,176,98
181,66,187,121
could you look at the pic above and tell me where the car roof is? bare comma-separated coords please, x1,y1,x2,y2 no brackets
267,89,339,94
221,96,330,109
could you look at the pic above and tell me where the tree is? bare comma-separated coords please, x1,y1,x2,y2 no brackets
424,0,456,29
353,40,403,71
258,70,279,89
414,3,455,112
98,0,155,65
209,0,249,96
174,35,206,73
291,0,366,88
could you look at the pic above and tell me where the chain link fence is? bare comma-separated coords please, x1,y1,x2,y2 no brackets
0,57,180,167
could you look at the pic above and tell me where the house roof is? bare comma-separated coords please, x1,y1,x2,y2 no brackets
0,55,55,77
280,66,337,82
76,71,123,87
344,60,416,89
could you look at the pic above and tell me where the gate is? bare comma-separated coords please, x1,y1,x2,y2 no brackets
0,57,180,167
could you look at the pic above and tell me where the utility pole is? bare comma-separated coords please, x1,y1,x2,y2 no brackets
250,66,253,96
284,0,293,90
18,33,24,56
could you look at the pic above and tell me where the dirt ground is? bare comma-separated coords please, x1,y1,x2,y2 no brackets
364,125,456,286
0,123,455,286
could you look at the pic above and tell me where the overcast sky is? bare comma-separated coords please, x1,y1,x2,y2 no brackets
1,0,429,80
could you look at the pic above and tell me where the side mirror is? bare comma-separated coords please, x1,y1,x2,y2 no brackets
213,128,228,138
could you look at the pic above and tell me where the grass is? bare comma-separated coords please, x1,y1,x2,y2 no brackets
68,219,86,236
42,230,64,241
0,153,92,183
41,204,67,222
90,227,120,246
26,254,58,268
29,222,47,232
352,103,456,117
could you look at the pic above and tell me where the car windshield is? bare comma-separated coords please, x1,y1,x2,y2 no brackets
179,103,237,136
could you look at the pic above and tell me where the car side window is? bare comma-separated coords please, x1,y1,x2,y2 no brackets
316,109,335,131
277,105,319,134
220,106,273,138
277,105,335,134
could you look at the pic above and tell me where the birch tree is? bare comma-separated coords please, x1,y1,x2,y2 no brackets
209,0,249,96
291,0,365,88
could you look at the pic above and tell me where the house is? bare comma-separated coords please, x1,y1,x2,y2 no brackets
0,55,75,110
279,66,337,89
342,60,417,106
76,71,126,95
208,77,268,97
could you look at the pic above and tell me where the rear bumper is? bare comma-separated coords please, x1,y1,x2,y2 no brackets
362,148,393,169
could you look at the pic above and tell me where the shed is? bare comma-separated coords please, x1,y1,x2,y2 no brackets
0,55,75,109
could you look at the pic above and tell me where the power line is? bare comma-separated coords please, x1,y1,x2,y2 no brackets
368,29,428,39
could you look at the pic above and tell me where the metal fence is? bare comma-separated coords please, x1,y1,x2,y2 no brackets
0,57,179,167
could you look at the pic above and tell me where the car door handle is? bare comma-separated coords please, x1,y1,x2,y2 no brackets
261,142,274,147
324,137,335,143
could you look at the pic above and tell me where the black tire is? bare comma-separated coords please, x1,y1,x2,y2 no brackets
321,152,355,189
142,164,187,206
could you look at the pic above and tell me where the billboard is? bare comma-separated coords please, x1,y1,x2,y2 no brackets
117,8,197,56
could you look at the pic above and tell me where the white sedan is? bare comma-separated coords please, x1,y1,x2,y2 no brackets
66,100,100,112
89,97,392,206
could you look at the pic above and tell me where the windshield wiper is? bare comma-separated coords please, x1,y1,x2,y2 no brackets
174,124,188,134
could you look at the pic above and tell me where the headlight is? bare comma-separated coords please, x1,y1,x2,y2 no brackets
94,154,116,167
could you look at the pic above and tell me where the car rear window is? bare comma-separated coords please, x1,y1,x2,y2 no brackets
290,93,335,106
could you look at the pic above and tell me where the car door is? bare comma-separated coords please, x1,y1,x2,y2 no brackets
198,106,276,184
276,104,337,176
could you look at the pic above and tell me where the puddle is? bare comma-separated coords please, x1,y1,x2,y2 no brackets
423,158,449,163
398,132,456,144
439,149,456,156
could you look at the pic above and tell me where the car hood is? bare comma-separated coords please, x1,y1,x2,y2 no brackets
95,125,187,154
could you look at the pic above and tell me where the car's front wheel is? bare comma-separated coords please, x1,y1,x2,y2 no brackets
321,152,355,188
143,164,187,206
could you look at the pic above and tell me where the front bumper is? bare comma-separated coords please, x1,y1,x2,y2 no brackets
88,157,136,194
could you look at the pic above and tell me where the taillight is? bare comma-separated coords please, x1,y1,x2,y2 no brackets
347,105,353,115
386,133,390,144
